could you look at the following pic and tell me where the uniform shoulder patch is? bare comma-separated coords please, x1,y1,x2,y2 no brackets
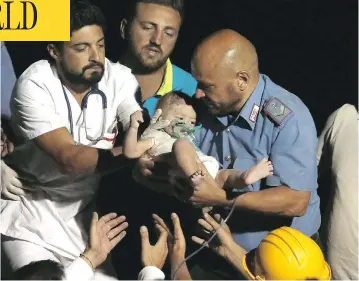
263,97,292,126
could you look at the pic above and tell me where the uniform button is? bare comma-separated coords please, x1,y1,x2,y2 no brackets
226,128,231,133
225,155,231,162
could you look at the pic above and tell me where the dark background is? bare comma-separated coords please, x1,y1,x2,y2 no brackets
6,0,358,133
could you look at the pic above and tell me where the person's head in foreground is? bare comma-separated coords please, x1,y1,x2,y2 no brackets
155,91,197,136
191,29,260,116
244,226,331,280
47,0,107,87
121,0,184,73
12,260,64,280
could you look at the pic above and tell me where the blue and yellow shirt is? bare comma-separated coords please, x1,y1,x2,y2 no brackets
142,59,197,116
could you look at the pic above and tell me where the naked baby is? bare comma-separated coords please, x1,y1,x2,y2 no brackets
123,91,273,200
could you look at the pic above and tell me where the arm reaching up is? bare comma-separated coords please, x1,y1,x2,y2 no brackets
123,110,154,158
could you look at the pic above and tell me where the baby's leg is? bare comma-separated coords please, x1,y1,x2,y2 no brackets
172,138,205,187
172,139,214,214
225,157,273,189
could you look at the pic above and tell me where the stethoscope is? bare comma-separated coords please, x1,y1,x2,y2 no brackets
61,83,107,142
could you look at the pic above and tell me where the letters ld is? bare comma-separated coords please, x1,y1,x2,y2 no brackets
0,1,37,30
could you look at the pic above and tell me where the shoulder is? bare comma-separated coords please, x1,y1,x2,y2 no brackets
104,58,136,82
102,58,139,95
171,64,194,80
324,104,358,133
17,60,54,84
331,103,358,120
172,64,197,96
13,60,57,99
261,74,315,130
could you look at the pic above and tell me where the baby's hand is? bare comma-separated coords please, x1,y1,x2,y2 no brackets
130,110,144,129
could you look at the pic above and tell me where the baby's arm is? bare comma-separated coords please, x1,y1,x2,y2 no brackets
123,111,154,158
216,158,273,190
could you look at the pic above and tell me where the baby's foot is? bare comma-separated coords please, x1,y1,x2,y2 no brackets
241,158,273,186
190,170,205,187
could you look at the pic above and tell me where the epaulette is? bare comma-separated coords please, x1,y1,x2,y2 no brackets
263,97,292,126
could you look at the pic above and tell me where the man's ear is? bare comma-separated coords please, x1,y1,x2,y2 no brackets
236,71,250,91
47,44,60,61
120,19,128,40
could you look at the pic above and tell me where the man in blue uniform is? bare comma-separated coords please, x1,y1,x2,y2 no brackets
99,1,197,279
137,29,321,279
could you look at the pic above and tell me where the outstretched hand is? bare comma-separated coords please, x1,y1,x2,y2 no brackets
140,223,169,269
152,213,186,259
82,212,128,269
192,212,234,259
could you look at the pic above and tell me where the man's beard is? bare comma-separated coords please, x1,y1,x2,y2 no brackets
128,42,168,74
62,61,105,86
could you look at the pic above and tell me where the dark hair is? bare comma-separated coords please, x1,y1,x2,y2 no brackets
51,0,106,49
156,90,194,110
126,0,184,22
13,260,65,280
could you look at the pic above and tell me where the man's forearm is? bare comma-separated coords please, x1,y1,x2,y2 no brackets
225,186,310,217
60,145,133,176
222,241,250,279
170,254,191,280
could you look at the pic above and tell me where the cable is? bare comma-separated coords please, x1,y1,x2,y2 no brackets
171,197,237,280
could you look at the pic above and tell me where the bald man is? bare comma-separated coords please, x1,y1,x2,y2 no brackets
135,29,321,279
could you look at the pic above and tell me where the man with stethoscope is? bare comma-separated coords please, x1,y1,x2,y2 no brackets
0,1,152,279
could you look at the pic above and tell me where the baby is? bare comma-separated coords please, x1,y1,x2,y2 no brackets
124,91,273,198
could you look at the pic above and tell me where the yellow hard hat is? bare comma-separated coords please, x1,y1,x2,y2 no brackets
242,227,331,280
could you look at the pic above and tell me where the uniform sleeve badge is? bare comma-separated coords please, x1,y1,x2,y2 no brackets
263,97,292,125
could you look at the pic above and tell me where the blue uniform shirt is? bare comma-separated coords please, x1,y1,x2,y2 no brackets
142,59,197,116
195,74,320,251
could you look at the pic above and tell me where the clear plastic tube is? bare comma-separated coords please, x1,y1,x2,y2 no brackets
171,197,237,279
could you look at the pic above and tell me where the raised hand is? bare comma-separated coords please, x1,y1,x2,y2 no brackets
140,223,168,269
192,213,234,259
82,212,128,269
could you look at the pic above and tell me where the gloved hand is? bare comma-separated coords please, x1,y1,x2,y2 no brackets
1,160,25,201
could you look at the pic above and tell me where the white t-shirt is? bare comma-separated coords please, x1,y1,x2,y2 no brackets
0,59,141,262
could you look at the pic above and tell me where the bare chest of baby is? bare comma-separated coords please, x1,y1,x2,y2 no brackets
141,128,177,157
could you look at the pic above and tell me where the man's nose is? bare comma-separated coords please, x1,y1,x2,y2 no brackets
89,46,100,61
150,29,163,46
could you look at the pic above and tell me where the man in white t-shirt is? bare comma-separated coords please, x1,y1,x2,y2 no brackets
317,104,358,280
0,1,153,279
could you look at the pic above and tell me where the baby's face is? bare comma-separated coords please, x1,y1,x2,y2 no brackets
161,103,197,136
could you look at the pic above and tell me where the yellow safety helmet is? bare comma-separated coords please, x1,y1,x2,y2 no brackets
242,227,331,280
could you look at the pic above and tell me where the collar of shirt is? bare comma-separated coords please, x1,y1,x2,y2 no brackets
156,58,173,96
216,74,265,130
118,58,173,97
